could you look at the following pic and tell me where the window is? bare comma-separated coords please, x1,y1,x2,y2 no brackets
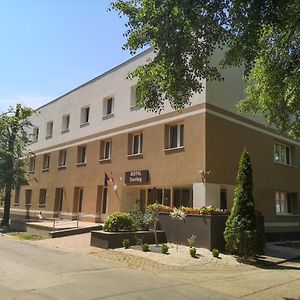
42,153,50,171
167,124,184,149
100,140,111,160
102,186,108,214
80,106,90,126
147,188,171,206
78,188,83,213
174,188,192,207
25,189,32,206
132,133,143,155
220,188,227,210
103,97,114,117
29,157,36,173
14,187,20,205
62,114,70,133
77,146,87,165
58,150,67,168
274,142,291,165
32,127,39,142
276,192,297,215
130,85,138,110
46,121,53,139
39,189,47,207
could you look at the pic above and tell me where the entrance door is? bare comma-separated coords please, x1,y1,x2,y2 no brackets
78,188,83,213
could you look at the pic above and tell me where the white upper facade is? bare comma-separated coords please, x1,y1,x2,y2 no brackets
28,47,249,153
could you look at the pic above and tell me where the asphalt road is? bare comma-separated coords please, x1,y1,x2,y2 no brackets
0,236,234,300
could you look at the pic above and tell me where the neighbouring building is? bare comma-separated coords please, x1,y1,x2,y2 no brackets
2,48,300,238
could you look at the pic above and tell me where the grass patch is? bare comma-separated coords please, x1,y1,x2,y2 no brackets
10,233,46,241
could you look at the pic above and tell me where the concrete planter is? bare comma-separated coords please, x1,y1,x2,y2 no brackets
90,230,166,249
158,213,264,250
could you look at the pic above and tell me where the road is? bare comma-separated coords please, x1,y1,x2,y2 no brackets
0,236,233,300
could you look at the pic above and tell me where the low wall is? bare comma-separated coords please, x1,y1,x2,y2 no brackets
158,213,264,250
91,230,167,249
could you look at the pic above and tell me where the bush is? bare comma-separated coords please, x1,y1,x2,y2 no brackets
122,239,130,249
187,235,196,248
142,243,149,252
212,248,219,258
103,212,137,232
190,247,197,258
161,244,169,254
224,149,265,258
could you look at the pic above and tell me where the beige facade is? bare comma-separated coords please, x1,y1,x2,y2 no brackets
3,49,300,235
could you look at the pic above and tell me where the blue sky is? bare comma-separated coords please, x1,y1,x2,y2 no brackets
0,0,137,111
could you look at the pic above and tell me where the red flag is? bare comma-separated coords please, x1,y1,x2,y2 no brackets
104,172,110,186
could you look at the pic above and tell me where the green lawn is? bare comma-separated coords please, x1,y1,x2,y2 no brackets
10,233,46,241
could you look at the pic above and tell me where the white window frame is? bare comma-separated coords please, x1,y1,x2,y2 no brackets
132,133,143,155
274,142,291,165
32,127,39,142
42,153,50,171
80,106,90,126
103,140,111,160
103,97,114,117
39,189,47,207
77,146,87,165
62,114,70,133
275,191,295,215
130,85,138,110
58,149,67,168
46,121,53,139
29,157,36,173
168,124,184,149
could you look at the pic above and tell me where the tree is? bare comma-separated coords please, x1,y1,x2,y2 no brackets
0,105,33,227
111,0,300,138
224,149,264,258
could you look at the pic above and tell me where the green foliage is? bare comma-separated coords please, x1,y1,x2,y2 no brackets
160,243,168,254
187,235,196,248
190,247,196,258
122,239,130,249
0,104,34,227
224,149,264,258
112,0,300,138
142,243,149,252
129,205,154,230
103,212,138,232
212,249,219,258
10,233,45,241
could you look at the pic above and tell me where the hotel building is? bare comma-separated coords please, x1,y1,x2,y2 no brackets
5,48,300,237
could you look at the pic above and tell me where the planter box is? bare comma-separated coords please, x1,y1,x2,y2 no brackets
158,213,264,250
90,230,167,249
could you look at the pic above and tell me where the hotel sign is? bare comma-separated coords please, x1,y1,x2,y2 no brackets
125,170,149,185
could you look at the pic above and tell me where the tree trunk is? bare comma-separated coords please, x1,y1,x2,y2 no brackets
1,107,20,228
1,187,12,227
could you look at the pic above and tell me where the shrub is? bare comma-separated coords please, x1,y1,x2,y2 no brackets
103,212,137,232
190,247,197,258
187,235,197,248
161,244,169,254
122,239,130,249
224,149,265,258
212,248,219,258
142,243,149,252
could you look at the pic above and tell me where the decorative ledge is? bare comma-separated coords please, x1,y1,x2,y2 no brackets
99,158,111,164
61,129,70,134
80,122,89,128
58,165,66,170
42,168,49,173
76,162,86,167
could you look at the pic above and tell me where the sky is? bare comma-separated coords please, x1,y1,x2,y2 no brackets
0,0,138,111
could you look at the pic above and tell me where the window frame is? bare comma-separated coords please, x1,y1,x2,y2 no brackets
32,127,39,143
80,106,90,127
62,114,70,133
42,153,50,171
46,121,54,139
132,133,143,155
39,188,47,207
167,123,184,150
275,191,296,215
29,157,36,173
274,142,292,166
103,97,114,118
58,149,67,168
77,145,87,165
